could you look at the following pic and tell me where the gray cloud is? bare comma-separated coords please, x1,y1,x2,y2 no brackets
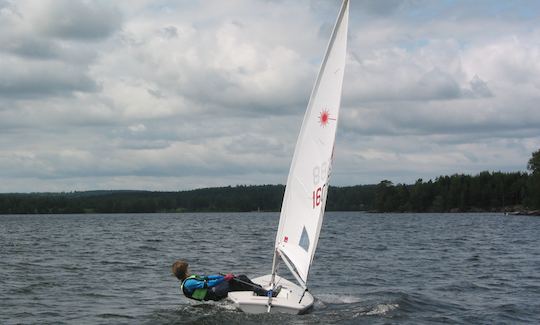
468,75,493,97
0,0,117,100
2,36,60,59
416,68,461,100
0,0,539,192
0,58,98,97
36,0,121,40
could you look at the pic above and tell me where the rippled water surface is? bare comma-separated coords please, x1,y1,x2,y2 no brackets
1,212,539,324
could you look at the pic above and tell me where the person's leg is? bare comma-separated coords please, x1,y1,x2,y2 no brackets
229,275,269,296
206,281,230,301
235,275,259,286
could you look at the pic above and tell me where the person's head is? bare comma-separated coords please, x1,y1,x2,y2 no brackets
172,260,189,281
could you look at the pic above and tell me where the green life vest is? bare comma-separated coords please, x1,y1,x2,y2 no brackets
181,275,208,301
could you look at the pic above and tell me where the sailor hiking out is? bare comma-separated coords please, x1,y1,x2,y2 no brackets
172,260,280,301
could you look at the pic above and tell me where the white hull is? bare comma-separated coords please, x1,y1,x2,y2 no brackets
228,274,314,314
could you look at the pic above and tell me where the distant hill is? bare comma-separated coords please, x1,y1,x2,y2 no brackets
0,169,537,214
0,185,375,214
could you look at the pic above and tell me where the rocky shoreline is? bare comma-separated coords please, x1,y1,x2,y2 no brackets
506,210,540,216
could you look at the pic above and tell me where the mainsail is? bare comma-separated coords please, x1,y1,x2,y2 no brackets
273,0,349,286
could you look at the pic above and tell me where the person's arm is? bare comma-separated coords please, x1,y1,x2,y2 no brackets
206,275,225,287
184,276,225,291
184,279,210,292
183,278,206,292
206,275,224,280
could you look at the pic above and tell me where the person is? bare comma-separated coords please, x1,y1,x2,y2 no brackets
171,260,280,301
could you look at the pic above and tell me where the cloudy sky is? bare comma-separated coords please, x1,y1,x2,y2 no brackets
0,0,539,193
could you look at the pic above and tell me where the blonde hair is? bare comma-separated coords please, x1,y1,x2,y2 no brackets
172,260,189,280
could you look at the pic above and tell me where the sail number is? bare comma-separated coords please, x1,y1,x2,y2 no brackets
312,162,329,185
312,184,327,208
312,162,329,209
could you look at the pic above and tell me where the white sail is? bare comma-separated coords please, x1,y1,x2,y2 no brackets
274,0,349,285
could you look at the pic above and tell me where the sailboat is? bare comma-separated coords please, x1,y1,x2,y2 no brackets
228,0,349,314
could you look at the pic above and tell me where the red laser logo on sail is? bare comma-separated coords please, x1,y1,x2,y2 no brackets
318,109,335,127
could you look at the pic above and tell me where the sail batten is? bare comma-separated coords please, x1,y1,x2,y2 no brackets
273,0,349,286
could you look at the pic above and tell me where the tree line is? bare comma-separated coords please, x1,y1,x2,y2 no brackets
374,149,539,212
0,150,538,214
0,185,375,214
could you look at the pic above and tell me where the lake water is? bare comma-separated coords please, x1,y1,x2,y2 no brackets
1,212,539,324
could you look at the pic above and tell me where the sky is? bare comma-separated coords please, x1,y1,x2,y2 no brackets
0,0,539,193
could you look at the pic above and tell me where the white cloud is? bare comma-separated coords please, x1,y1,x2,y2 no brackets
0,0,539,192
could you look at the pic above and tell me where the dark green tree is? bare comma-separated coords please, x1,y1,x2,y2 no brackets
526,149,540,209
528,149,540,174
